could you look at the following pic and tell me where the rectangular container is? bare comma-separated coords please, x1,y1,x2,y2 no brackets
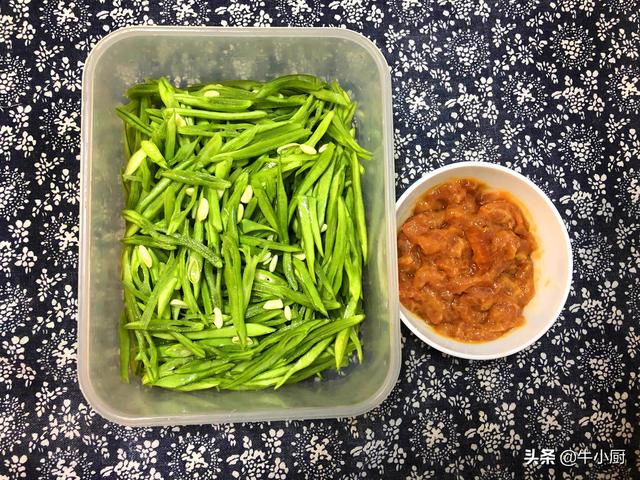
79,26,399,426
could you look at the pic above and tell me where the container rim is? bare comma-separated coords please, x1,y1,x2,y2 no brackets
78,26,400,425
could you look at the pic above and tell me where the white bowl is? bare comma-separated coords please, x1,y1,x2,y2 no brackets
396,162,572,360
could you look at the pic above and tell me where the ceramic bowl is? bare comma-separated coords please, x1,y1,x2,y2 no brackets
395,162,572,360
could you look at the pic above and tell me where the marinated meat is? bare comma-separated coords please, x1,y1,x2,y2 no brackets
398,178,536,342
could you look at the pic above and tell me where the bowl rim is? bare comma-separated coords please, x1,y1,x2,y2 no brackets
395,161,573,360
78,25,401,425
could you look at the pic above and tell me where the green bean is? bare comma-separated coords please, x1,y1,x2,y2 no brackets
221,172,248,233
289,95,315,124
143,332,159,383
327,114,372,160
174,358,230,375
116,106,152,136
294,315,365,358
188,220,205,289
205,189,222,235
314,262,337,303
164,186,195,234
184,323,275,339
123,209,223,268
292,257,327,316
209,127,311,163
138,256,177,328
170,139,199,167
122,235,177,250
215,157,233,180
254,74,325,99
242,247,261,310
137,319,204,333
252,319,327,355
334,326,352,370
134,330,150,374
169,107,268,121
174,93,253,112
171,331,206,359
158,357,193,377
246,309,284,324
195,132,223,163
119,312,130,383
343,101,357,127
288,343,355,383
178,126,227,137
343,209,363,316
311,89,349,106
263,315,291,328
140,140,168,169
350,326,363,364
252,364,291,381
305,110,335,148
164,112,177,161
126,81,159,98
240,219,276,234
156,272,178,318
136,156,197,212
349,151,368,262
145,107,164,121
323,165,345,259
157,343,193,358
151,366,224,389
219,125,257,154
297,196,316,277
253,94,307,108
243,196,258,219
160,338,236,359
254,268,288,285
274,163,288,237
254,122,304,141
122,278,148,303
118,74,369,391
326,198,348,292
275,336,334,389
253,186,280,232
178,245,200,313
203,263,219,310
239,235,302,253
252,279,315,311
162,183,177,229
307,196,324,256
306,100,325,130
291,143,335,202
313,156,335,229
282,253,297,292
175,378,224,391
222,233,246,346
158,77,177,108
222,332,306,388
160,170,230,190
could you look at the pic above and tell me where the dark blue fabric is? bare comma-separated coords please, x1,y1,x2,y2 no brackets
0,1,638,478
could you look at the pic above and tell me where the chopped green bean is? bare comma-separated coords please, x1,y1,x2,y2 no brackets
117,74,369,391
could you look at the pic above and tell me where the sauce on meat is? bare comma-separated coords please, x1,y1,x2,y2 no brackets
398,178,537,342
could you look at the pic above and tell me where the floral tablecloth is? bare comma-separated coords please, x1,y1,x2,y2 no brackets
1,0,639,478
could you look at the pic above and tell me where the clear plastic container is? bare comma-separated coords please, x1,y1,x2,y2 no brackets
79,26,399,426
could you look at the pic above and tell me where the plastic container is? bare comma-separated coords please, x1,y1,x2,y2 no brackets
79,26,400,425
